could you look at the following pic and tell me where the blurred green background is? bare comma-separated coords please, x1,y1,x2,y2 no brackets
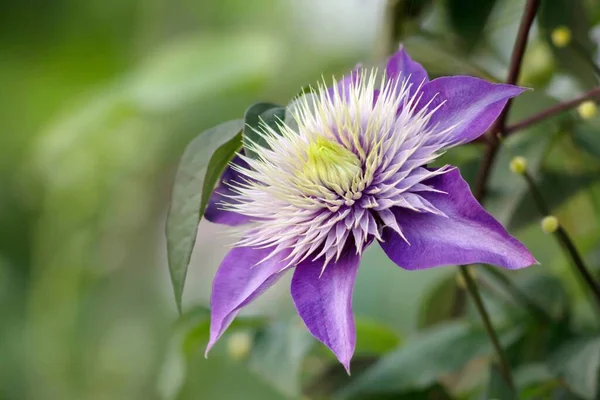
2,0,600,399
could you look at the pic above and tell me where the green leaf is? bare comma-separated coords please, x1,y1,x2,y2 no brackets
538,0,598,88
573,118,600,160
336,322,520,399
509,170,600,231
487,363,518,400
515,274,569,321
166,119,244,313
445,0,498,51
354,318,402,356
243,102,286,160
514,363,560,399
548,336,600,399
248,318,314,398
417,274,458,328
312,318,401,360
200,131,243,220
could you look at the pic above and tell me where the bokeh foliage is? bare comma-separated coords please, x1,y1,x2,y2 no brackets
3,0,600,399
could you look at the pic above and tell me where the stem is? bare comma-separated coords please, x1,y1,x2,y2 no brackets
474,0,540,200
459,266,515,390
454,0,540,389
522,172,600,310
505,87,600,135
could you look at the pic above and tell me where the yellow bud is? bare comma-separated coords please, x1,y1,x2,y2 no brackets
577,101,597,120
509,156,527,175
541,216,559,234
227,332,252,361
551,26,572,48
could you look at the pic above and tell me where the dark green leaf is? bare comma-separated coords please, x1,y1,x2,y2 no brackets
518,274,569,323
166,119,244,313
249,318,314,398
538,0,598,88
548,336,600,399
200,131,243,220
488,363,518,400
573,118,600,160
417,274,458,328
336,322,520,399
515,363,561,399
509,170,600,231
446,0,498,51
243,102,285,159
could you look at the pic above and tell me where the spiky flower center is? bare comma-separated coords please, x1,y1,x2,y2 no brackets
224,69,454,270
302,137,362,193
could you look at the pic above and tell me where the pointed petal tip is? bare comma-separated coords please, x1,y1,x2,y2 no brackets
343,361,352,376
204,337,217,359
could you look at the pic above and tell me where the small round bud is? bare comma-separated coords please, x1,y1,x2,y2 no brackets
227,332,252,361
541,216,559,234
509,156,527,175
551,26,572,48
577,101,597,120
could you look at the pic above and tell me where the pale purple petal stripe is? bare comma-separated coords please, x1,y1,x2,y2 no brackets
418,76,526,146
205,246,288,356
291,250,361,373
380,169,537,270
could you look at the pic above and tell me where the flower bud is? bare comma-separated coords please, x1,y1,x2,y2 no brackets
509,156,527,175
227,331,252,361
541,216,559,234
551,26,572,48
577,101,597,120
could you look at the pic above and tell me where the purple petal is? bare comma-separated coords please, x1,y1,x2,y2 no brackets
291,250,361,373
386,46,428,88
419,76,526,146
206,246,288,356
380,169,537,270
204,157,251,226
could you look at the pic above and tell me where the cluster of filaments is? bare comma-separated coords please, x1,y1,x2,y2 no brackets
224,69,457,270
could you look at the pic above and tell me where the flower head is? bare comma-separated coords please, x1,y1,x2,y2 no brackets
203,47,536,372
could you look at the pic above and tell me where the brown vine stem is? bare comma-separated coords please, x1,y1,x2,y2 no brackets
505,86,600,135
522,172,600,310
474,0,541,200
457,0,541,391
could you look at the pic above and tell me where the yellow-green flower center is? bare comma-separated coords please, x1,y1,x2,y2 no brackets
302,137,362,192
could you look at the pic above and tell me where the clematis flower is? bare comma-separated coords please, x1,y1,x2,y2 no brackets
203,47,536,372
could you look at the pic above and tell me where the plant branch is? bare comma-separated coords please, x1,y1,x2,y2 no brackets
459,267,515,389
522,172,600,310
474,0,540,201
505,87,600,135
455,0,540,390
